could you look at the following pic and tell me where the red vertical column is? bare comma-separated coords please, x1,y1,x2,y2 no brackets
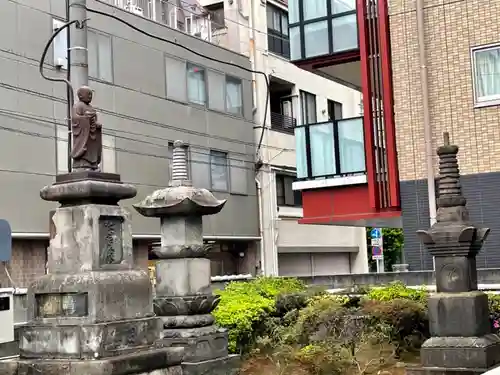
378,0,400,208
357,0,379,210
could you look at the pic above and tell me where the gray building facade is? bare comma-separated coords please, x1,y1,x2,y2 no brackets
0,0,260,286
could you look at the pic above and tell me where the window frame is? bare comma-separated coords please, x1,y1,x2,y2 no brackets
275,173,302,207
471,43,500,108
209,149,230,192
225,75,244,116
300,90,317,125
327,99,343,120
87,28,114,83
267,3,291,59
186,63,208,107
206,2,226,31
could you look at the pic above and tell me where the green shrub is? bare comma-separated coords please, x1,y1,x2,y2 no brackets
366,281,428,303
213,277,306,353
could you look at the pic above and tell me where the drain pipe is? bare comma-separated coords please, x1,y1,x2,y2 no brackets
416,0,437,226
255,178,265,275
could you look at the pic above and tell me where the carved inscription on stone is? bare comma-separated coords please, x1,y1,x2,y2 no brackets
99,215,124,265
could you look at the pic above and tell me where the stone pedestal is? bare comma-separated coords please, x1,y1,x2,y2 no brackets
0,172,184,374
134,141,240,375
407,134,500,375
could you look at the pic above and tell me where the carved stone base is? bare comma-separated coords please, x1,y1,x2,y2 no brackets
0,347,184,375
420,335,500,369
182,354,241,375
20,316,160,360
159,325,229,362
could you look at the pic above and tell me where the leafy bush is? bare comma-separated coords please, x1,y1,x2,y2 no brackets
213,277,306,353
488,293,500,333
366,281,428,304
362,298,428,356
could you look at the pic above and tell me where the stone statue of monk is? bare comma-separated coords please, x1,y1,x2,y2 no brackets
71,86,102,171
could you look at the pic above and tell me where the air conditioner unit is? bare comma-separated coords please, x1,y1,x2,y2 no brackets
125,4,144,16
0,288,14,345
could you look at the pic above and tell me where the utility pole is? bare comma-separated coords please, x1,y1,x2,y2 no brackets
69,0,88,101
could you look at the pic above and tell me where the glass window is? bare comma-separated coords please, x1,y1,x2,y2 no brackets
332,14,358,52
290,26,302,61
337,118,365,174
473,46,500,105
328,100,343,120
52,19,68,69
303,0,327,21
331,0,356,14
165,57,187,101
288,0,300,23
226,76,243,115
88,30,113,82
304,21,329,58
207,2,225,30
210,150,229,191
187,63,206,105
295,127,308,178
208,70,225,111
300,91,317,124
309,122,336,177
276,174,302,206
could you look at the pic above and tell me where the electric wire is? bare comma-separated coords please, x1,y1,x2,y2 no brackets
80,4,271,157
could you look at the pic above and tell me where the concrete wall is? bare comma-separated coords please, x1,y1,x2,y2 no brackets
1,0,258,239
388,0,500,269
212,0,367,276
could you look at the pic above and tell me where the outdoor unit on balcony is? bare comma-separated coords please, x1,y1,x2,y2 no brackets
125,1,144,16
0,288,14,345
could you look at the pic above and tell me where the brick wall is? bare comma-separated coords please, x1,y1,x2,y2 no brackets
389,0,500,181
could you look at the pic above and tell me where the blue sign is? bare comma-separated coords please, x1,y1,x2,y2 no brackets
372,246,383,260
0,220,11,262
370,228,382,239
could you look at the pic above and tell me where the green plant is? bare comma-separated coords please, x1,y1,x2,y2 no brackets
366,281,428,304
213,277,306,353
366,227,404,272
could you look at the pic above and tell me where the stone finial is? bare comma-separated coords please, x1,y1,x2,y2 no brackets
436,132,466,212
171,140,189,184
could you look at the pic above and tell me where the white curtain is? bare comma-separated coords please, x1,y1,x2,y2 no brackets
310,123,336,177
187,64,206,105
475,49,500,100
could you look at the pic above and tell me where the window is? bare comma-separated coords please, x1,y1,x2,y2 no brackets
276,174,302,207
226,76,243,115
167,142,190,178
166,56,187,101
472,44,500,106
53,19,68,69
327,100,343,120
88,30,113,82
187,63,206,105
210,150,229,191
208,70,226,111
300,91,317,124
206,2,225,30
267,4,290,59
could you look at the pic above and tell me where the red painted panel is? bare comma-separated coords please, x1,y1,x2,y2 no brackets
378,0,400,208
357,0,378,210
300,186,401,225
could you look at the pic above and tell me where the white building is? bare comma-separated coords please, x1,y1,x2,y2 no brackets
197,0,368,277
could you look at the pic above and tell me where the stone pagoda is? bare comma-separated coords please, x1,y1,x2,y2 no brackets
0,86,183,375
134,140,240,375
408,133,500,375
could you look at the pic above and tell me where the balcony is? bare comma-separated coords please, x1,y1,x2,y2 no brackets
271,112,297,134
294,117,366,190
288,0,361,89
100,0,216,43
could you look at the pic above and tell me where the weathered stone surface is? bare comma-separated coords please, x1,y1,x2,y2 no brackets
41,173,137,206
46,204,135,273
421,335,500,368
19,316,160,359
428,292,490,337
154,295,220,316
406,365,494,375
0,346,184,375
156,259,211,297
159,327,229,362
182,354,241,375
161,314,215,329
27,270,153,324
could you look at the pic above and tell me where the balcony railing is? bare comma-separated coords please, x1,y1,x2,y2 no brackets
271,112,297,134
289,0,358,61
100,0,215,43
295,117,365,180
